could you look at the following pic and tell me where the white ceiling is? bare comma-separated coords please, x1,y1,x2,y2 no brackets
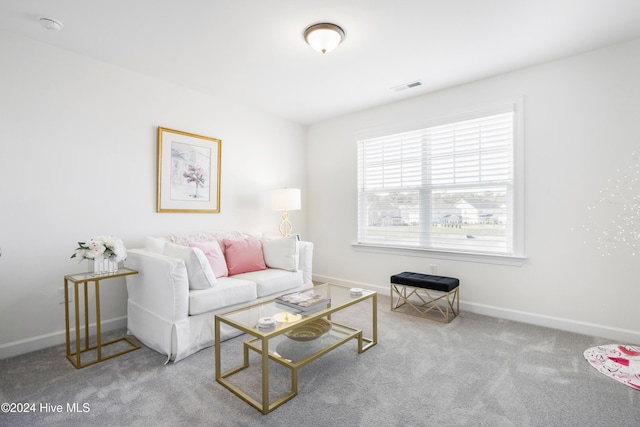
2,0,640,125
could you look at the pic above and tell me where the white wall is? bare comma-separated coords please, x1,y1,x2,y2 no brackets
307,38,640,343
0,31,307,357
3,31,639,360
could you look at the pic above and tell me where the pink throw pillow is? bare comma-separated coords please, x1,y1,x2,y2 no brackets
188,241,228,278
223,237,267,275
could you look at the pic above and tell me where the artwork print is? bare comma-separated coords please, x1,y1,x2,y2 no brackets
171,142,210,201
157,127,221,213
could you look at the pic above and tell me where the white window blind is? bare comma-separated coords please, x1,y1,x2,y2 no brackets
357,109,517,255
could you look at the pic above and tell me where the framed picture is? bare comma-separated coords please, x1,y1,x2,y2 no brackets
157,127,221,213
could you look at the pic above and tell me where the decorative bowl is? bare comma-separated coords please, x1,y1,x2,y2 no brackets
285,319,332,341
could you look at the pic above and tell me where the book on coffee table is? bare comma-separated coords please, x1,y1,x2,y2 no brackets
276,290,330,312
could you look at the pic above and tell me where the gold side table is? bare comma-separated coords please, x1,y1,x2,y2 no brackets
64,268,140,369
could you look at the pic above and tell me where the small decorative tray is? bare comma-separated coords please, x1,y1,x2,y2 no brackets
285,319,332,341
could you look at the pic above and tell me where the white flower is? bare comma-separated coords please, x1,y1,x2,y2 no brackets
71,235,127,262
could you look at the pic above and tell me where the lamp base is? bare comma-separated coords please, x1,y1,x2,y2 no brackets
279,210,293,237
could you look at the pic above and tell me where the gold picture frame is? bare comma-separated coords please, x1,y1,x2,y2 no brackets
157,127,221,213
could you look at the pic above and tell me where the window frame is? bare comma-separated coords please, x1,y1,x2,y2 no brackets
353,99,525,266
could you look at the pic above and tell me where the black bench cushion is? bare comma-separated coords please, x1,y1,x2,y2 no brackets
391,271,459,292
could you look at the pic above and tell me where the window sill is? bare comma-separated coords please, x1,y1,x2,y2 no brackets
351,243,526,266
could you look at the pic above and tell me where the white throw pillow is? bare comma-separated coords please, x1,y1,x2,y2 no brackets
145,236,167,253
188,240,229,278
164,242,216,289
262,235,298,272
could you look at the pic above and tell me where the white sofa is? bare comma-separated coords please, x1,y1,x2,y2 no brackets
124,232,313,363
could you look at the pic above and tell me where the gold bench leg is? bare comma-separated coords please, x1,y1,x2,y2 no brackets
390,283,460,323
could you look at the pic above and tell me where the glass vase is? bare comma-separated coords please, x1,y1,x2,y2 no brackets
92,256,117,275
93,255,105,275
107,257,118,273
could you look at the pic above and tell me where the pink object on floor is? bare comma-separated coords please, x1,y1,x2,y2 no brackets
584,344,640,390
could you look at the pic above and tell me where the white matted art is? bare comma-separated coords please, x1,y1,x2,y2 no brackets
157,127,221,213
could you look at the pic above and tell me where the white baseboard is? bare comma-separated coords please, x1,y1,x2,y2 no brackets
313,274,640,345
0,316,127,360
461,301,640,344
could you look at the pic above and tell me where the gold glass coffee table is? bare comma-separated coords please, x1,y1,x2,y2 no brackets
215,283,377,414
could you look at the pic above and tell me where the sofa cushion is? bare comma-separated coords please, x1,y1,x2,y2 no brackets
188,277,257,316
262,235,298,272
233,268,304,297
223,237,267,275
164,242,216,290
188,240,228,278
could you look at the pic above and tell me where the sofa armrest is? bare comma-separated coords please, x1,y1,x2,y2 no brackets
124,248,189,322
298,241,313,285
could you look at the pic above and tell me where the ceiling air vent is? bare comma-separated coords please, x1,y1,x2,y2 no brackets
391,80,423,92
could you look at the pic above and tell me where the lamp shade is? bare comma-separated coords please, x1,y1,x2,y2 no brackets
272,188,301,211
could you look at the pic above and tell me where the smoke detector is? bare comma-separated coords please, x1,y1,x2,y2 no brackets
39,17,64,31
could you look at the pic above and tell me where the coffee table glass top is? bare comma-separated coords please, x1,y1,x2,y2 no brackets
217,283,375,335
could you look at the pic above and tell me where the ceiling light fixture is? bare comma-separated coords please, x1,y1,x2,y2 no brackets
39,17,64,31
303,23,345,54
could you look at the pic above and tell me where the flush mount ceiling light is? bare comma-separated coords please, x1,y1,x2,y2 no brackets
303,23,345,54
39,17,64,31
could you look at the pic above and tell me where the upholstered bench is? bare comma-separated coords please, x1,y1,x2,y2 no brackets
390,272,460,323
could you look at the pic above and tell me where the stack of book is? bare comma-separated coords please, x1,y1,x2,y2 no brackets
276,290,330,312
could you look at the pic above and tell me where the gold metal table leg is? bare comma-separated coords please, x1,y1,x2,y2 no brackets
64,278,70,361
215,317,221,381
75,282,81,366
95,280,101,362
83,282,89,351
372,293,378,346
261,337,269,414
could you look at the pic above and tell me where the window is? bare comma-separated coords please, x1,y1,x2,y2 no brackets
357,104,523,258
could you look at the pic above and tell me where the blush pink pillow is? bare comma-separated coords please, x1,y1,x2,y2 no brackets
188,241,228,278
223,237,267,275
